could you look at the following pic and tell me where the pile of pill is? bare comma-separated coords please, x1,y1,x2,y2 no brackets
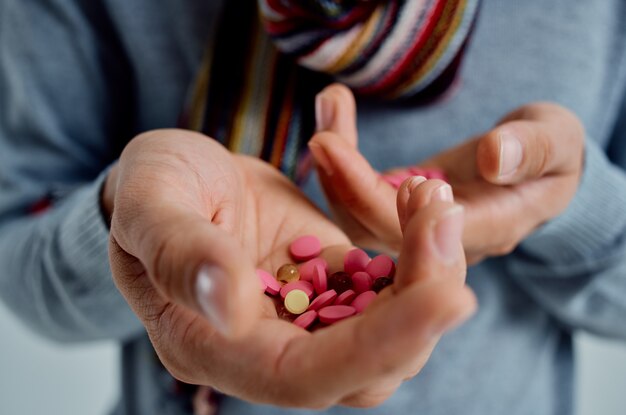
256,235,396,331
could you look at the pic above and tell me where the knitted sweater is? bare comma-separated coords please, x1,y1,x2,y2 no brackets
1,1,626,414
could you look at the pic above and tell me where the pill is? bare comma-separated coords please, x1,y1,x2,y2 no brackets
280,280,315,299
284,289,310,315
351,291,377,313
408,167,448,182
366,255,396,279
277,264,300,284
351,271,372,293
293,310,317,329
382,171,413,189
308,289,337,311
344,248,370,275
318,305,357,324
334,289,356,306
289,235,322,262
257,269,281,296
372,277,393,293
312,264,328,295
298,257,328,281
328,271,353,294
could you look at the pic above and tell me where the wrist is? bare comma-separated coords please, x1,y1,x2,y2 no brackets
100,163,119,226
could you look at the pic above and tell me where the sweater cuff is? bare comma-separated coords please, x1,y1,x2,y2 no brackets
57,166,116,296
518,141,626,264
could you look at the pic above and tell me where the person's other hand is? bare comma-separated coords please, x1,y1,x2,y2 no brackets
309,84,584,263
105,130,476,408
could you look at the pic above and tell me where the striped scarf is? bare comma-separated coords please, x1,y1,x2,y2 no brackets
182,0,480,182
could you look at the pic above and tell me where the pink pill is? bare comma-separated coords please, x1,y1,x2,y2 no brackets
318,305,357,324
351,272,373,294
289,235,322,262
334,289,357,306
257,269,281,296
351,291,377,313
382,171,413,189
312,264,328,295
344,248,370,275
280,280,315,299
366,255,396,279
293,310,317,329
408,167,448,182
298,257,328,281
308,289,337,311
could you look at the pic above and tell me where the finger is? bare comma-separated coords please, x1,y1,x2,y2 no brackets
315,83,358,146
309,131,401,250
395,197,466,290
397,177,451,233
111,209,262,338
274,277,476,407
476,103,584,184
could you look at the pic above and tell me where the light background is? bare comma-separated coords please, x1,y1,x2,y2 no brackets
1,301,626,415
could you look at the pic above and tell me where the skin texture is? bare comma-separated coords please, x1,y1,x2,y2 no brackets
104,129,476,409
309,84,585,263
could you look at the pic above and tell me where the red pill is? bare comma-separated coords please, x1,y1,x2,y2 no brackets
298,258,328,281
312,264,328,295
328,271,353,294
289,235,322,262
382,172,413,189
257,269,281,296
334,289,357,306
293,310,317,329
351,291,377,313
366,255,396,279
318,305,357,324
308,289,337,311
351,271,373,294
372,277,393,293
280,280,314,299
344,248,371,275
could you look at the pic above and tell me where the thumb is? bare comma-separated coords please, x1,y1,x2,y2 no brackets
111,210,262,338
394,179,466,291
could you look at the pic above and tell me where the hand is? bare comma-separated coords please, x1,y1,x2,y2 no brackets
309,84,584,263
106,129,476,408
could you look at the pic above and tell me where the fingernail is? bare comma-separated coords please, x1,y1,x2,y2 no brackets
498,131,523,178
406,175,427,193
433,205,464,264
308,142,334,176
196,264,230,335
315,93,333,132
431,184,454,202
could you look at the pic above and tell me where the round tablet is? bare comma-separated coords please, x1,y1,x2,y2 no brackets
257,269,281,296
280,280,315,299
308,289,337,311
334,289,356,306
298,257,328,281
284,290,310,315
372,277,393,293
289,235,322,262
312,264,328,295
318,305,357,324
366,255,396,279
344,248,370,275
351,271,372,294
351,291,377,313
293,310,317,329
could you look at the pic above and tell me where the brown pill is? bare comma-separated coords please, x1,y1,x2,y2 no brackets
327,271,353,294
277,264,300,284
372,277,393,293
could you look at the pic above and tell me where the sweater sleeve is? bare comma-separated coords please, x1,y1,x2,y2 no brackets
505,134,626,339
0,0,142,342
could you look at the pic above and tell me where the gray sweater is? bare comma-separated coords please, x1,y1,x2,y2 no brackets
1,1,626,414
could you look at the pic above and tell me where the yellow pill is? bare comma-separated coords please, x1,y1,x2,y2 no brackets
277,264,300,284
284,289,310,315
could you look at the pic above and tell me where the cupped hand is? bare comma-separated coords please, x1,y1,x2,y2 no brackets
310,84,584,263
105,129,476,408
